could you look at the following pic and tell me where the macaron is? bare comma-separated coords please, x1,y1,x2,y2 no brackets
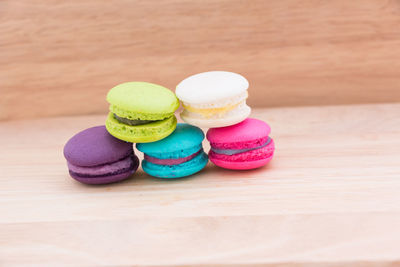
176,71,251,128
63,126,139,184
206,118,275,170
136,123,208,178
106,82,180,143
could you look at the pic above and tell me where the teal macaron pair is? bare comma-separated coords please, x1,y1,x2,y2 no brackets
136,123,208,178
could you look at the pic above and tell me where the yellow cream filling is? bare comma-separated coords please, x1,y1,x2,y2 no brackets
183,102,241,118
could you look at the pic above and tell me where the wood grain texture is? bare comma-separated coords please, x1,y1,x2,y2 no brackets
1,104,400,266
1,0,400,120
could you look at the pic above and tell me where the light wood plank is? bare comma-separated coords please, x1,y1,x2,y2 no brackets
0,104,400,266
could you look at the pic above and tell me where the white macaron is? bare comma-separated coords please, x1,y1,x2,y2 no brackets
176,71,251,128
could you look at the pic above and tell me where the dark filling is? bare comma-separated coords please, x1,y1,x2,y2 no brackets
144,149,203,165
114,114,157,126
211,137,272,155
69,154,138,178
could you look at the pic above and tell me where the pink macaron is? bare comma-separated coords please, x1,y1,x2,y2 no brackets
206,118,275,170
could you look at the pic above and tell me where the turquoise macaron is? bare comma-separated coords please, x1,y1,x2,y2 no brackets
136,123,208,178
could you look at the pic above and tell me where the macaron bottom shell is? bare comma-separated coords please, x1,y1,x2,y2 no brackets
209,153,273,170
70,169,134,185
106,112,177,143
141,151,208,179
69,155,139,185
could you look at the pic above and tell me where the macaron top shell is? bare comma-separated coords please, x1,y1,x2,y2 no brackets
176,71,249,104
63,125,132,167
107,82,180,115
136,123,204,154
207,118,271,147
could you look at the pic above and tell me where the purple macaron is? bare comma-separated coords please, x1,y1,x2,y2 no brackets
63,125,139,185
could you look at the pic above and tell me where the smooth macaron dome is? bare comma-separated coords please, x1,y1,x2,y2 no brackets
136,123,208,178
176,71,251,128
106,82,180,143
63,126,139,184
207,118,275,170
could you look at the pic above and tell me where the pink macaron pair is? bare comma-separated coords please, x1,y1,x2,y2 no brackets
207,118,275,170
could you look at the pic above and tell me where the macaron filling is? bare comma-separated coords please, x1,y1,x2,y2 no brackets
182,102,243,118
209,139,275,162
110,104,175,121
144,149,203,165
181,91,248,119
113,114,158,126
211,137,271,155
68,153,137,178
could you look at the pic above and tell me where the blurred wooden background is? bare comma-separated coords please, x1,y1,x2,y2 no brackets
1,0,400,120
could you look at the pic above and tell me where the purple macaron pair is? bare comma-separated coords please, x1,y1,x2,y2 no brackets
63,126,139,185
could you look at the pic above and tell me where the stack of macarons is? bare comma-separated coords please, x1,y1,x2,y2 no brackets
176,71,275,170
63,71,275,185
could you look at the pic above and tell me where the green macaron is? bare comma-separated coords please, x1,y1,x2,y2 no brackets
105,82,180,143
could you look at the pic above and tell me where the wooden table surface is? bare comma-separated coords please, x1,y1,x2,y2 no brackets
1,103,400,266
